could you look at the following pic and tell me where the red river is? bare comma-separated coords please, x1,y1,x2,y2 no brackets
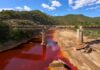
0,30,78,70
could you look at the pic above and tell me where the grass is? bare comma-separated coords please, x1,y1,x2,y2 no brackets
84,30,100,38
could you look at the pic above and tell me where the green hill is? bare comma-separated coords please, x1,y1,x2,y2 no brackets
0,10,58,25
0,10,59,43
55,14,100,26
0,10,100,43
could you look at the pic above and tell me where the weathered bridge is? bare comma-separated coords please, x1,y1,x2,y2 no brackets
11,24,100,46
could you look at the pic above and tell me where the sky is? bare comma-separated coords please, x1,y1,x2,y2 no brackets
0,0,100,17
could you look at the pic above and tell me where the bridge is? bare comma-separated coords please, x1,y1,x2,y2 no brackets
10,24,100,45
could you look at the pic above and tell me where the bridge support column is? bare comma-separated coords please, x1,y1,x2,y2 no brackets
77,26,83,44
41,29,46,45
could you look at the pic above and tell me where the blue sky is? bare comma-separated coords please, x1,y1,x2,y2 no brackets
0,0,100,17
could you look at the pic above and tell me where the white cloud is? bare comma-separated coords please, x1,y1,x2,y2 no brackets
42,3,56,10
23,5,31,11
0,5,31,11
16,7,23,11
0,8,14,11
68,0,73,5
51,1,61,7
68,0,100,9
96,0,100,4
16,5,31,11
86,6,100,10
42,4,49,8
41,0,62,10
72,0,96,9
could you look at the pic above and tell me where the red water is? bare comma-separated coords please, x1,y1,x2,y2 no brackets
0,30,78,70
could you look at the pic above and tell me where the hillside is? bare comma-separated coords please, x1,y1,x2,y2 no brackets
0,10,100,26
0,10,100,43
0,10,58,43
55,14,100,26
0,10,59,25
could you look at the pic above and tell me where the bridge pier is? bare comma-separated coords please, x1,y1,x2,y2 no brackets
77,26,84,44
41,27,47,45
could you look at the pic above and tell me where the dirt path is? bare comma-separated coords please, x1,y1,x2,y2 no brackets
55,29,100,70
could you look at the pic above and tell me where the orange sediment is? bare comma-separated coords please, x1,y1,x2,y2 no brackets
0,30,78,70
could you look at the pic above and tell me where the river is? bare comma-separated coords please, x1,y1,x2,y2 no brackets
0,30,77,70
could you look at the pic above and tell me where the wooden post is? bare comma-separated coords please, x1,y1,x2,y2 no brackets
79,26,83,44
41,27,46,45
77,29,80,42
77,26,83,44
41,30,44,45
41,28,47,59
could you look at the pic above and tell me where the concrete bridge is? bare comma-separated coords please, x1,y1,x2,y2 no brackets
11,24,100,45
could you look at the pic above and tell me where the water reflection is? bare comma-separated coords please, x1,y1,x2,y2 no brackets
0,30,77,70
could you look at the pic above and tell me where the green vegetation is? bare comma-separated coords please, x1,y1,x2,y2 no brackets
0,10,59,43
55,14,100,38
55,14,100,26
0,10,100,43
84,30,100,38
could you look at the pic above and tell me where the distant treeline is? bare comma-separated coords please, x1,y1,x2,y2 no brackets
55,14,100,26
0,10,100,43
